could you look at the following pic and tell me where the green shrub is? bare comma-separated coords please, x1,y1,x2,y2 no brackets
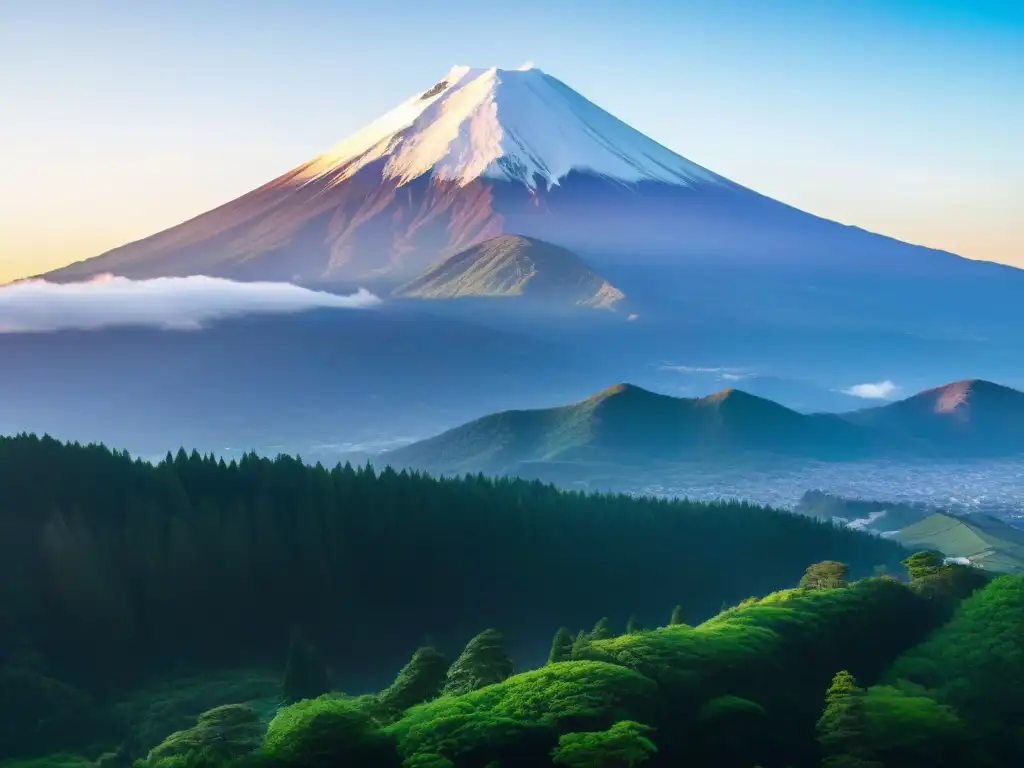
135,704,263,768
861,685,978,767
377,647,449,721
390,661,658,765
261,695,397,767
551,720,657,767
441,629,513,697
111,669,279,757
884,575,1024,762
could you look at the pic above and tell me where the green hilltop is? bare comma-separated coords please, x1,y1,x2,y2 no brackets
393,234,625,309
386,378,1024,479
387,382,876,475
895,512,1024,574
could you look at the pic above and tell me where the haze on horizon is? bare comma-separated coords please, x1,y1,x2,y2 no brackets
2,0,1021,284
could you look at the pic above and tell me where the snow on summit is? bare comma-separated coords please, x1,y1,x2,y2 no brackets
301,65,725,190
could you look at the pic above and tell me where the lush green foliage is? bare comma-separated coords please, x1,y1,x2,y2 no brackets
261,695,397,767
110,670,279,758
799,560,849,589
136,705,263,768
5,433,1018,768
389,661,658,766
572,578,938,765
376,646,449,721
546,628,574,665
816,671,880,768
859,685,973,767
884,574,1024,763
441,629,514,697
3,561,1006,768
551,720,657,767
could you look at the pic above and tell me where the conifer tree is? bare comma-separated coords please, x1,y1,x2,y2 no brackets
377,645,448,717
570,630,590,659
547,627,574,664
281,627,331,704
816,671,882,768
669,605,685,626
625,615,643,634
442,629,513,697
590,617,614,640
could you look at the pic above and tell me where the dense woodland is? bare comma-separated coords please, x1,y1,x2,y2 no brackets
1,434,1018,767
0,434,903,693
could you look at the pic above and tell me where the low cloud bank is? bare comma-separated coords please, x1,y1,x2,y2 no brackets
0,274,380,332
842,380,899,400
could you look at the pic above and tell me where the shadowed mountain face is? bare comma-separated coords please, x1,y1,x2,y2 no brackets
394,234,624,308
845,379,1024,456
384,379,1024,475
385,383,880,474
40,166,986,286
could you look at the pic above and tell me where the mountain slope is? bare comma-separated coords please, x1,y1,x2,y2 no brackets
894,512,1024,573
385,379,1024,476
843,379,1024,455
384,383,881,474
393,234,624,308
40,65,988,285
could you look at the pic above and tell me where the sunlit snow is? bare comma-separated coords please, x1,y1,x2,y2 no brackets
301,65,726,190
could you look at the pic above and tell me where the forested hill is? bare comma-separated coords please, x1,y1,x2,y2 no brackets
0,434,905,696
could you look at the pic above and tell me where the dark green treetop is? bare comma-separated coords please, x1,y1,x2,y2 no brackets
548,627,574,665
816,670,882,768
590,617,614,640
442,629,513,697
800,560,850,590
377,646,449,719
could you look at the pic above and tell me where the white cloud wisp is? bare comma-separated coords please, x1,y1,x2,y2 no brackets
841,380,900,400
0,274,380,332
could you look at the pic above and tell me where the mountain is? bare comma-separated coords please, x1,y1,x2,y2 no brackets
384,382,881,474
894,512,1024,573
383,379,1024,476
393,234,624,309
40,64,994,286
846,379,1024,456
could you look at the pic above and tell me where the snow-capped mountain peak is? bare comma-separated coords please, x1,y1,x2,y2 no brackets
300,65,726,190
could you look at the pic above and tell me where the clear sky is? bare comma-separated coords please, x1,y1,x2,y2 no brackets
2,0,1021,283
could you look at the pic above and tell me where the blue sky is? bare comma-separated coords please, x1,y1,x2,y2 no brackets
2,0,1021,281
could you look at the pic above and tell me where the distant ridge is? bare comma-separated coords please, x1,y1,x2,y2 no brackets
393,234,624,309
845,379,1024,456
386,382,876,474
385,379,1024,475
